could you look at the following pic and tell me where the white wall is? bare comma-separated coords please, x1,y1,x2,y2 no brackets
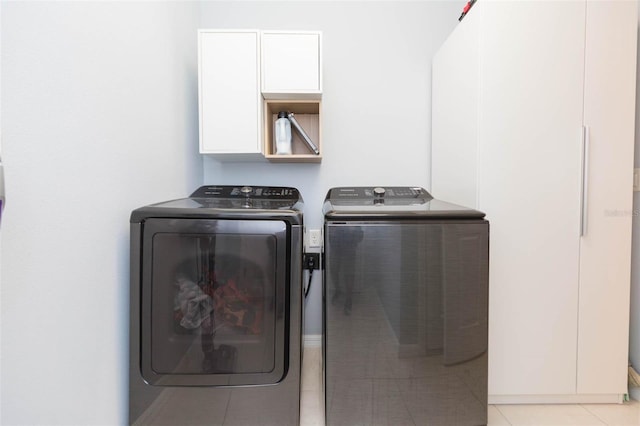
0,2,201,424
199,0,463,334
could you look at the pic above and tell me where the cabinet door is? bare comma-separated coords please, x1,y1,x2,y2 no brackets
478,1,586,396
577,0,637,395
261,31,321,99
198,30,261,155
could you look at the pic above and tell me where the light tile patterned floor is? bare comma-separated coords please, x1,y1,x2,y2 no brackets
301,347,640,426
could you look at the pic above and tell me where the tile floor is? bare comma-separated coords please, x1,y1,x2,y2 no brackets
300,347,640,426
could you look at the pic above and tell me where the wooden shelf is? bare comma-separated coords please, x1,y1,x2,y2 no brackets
263,100,321,163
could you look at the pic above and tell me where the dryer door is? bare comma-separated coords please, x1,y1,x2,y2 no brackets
139,218,289,386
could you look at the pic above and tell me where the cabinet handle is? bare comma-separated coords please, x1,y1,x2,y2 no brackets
0,158,4,226
580,125,590,237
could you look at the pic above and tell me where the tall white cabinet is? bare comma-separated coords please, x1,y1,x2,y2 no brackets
432,0,637,403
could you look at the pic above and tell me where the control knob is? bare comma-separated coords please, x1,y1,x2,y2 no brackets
373,187,386,197
240,186,253,197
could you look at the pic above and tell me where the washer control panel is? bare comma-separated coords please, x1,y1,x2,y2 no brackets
323,186,485,218
328,186,431,201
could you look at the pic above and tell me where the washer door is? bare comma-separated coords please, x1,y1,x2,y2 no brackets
139,218,289,386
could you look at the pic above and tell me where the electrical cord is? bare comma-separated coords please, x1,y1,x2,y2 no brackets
303,254,318,299
305,269,313,299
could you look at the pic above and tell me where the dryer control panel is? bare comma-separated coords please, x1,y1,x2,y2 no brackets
191,185,300,200
188,185,302,210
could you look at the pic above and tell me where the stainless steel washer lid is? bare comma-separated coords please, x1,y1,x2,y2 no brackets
323,186,485,220
130,185,304,224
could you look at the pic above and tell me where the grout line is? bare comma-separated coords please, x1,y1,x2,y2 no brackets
487,405,513,426
580,404,607,426
578,404,607,426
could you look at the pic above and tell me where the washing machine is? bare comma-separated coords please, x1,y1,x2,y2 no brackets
129,185,303,426
323,186,489,426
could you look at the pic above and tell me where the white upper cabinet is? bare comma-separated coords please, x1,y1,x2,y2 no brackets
198,30,262,157
432,0,637,404
261,31,322,99
198,30,322,158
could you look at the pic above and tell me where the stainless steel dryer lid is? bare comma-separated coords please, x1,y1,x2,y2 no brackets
323,186,485,219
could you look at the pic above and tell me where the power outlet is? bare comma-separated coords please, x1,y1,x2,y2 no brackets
634,168,640,192
303,253,320,270
308,229,322,249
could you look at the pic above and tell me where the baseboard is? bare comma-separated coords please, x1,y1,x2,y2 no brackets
303,334,321,348
489,393,625,404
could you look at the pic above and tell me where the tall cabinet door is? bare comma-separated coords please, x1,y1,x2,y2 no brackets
478,1,586,396
432,0,637,402
577,0,637,394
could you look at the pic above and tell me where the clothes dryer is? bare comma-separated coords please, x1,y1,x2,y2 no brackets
129,185,303,426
